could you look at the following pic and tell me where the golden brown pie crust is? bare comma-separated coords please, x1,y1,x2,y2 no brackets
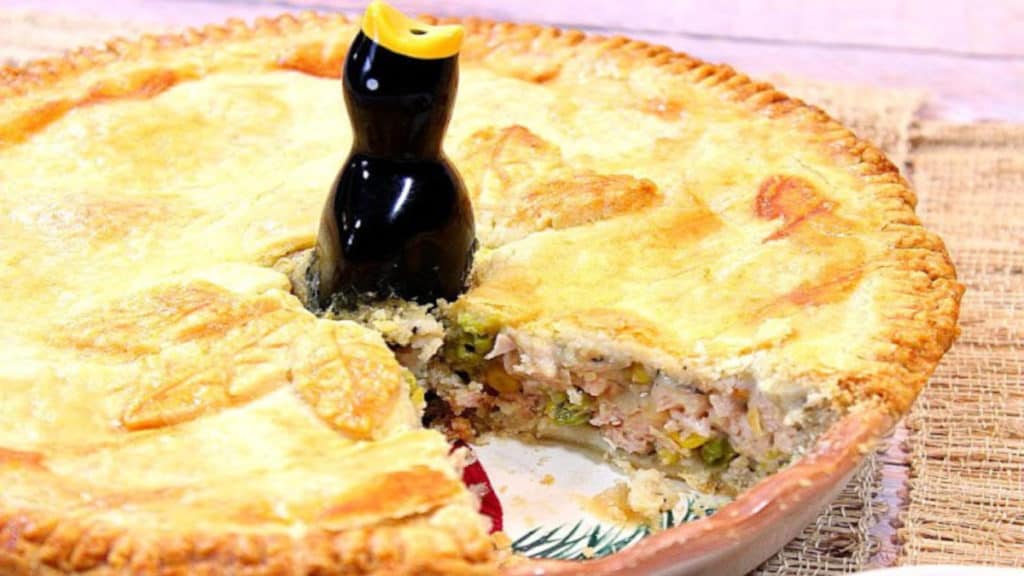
0,12,961,575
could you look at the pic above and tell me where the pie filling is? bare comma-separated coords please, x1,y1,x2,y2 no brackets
287,254,835,495
434,318,837,494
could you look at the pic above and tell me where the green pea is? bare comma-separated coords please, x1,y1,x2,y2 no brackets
545,392,594,426
699,436,737,467
444,313,497,371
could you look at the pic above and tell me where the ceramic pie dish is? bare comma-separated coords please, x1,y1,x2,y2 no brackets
0,8,961,575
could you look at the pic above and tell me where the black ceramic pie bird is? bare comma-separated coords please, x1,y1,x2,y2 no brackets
312,1,475,310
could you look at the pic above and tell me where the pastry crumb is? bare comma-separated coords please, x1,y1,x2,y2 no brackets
491,531,513,550
449,416,476,442
584,469,679,527
540,474,555,485
627,469,680,521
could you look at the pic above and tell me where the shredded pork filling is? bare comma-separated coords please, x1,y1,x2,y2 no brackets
427,324,837,493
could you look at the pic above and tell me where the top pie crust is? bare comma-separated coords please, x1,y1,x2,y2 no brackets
0,12,961,575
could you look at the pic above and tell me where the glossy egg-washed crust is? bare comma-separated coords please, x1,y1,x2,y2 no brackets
0,11,960,576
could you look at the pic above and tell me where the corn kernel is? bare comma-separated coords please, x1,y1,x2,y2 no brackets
657,447,679,466
669,431,709,450
484,365,520,394
629,363,652,385
407,377,426,410
747,405,763,436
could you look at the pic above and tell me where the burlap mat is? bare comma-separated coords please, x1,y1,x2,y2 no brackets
2,10,1021,573
898,122,1024,567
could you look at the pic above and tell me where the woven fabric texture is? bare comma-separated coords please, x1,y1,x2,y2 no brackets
899,122,1024,567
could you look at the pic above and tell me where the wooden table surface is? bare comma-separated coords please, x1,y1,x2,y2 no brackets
4,0,1022,123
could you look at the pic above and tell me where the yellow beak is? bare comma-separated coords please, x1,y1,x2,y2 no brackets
360,0,464,60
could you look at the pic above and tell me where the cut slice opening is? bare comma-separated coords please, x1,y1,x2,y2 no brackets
284,251,838,495
427,316,838,494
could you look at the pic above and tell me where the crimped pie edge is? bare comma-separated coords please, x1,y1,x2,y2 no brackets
0,11,962,575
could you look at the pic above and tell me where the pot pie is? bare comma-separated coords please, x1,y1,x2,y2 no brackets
0,10,961,575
